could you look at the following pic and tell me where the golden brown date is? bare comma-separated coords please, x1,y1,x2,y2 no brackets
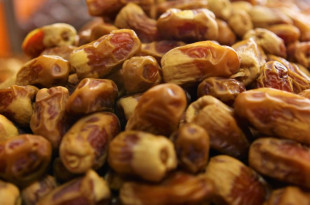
207,0,231,20
70,29,141,79
120,172,215,205
287,41,310,69
228,9,253,38
86,0,154,17
37,170,110,205
197,77,245,105
140,40,185,62
41,46,77,74
249,6,292,28
22,175,58,205
16,55,70,88
161,41,240,86
231,1,253,13
249,137,310,188
121,56,162,94
186,96,249,158
22,23,77,58
267,24,300,45
157,8,218,42
230,38,266,85
234,88,310,145
115,3,158,42
126,83,186,136
117,94,141,121
79,19,118,45
0,85,38,127
256,61,294,92
0,114,18,140
267,55,310,93
205,155,269,205
156,0,209,17
65,78,118,115
244,28,286,58
285,12,310,42
0,180,21,205
0,134,52,187
41,45,76,62
171,123,209,173
215,19,236,46
264,186,310,205
30,86,69,149
60,112,120,174
108,131,177,182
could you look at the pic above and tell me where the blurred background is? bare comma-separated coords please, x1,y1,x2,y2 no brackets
0,0,91,57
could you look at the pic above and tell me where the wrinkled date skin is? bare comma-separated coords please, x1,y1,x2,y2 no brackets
244,28,286,58
157,8,218,42
70,29,141,79
186,96,249,158
126,83,187,136
120,172,216,205
0,180,21,205
264,186,310,205
121,56,162,94
249,138,310,188
0,114,19,140
267,55,310,93
205,155,269,205
256,61,294,92
0,134,52,187
66,78,118,115
140,40,185,62
37,170,111,205
22,23,77,58
16,55,70,88
161,41,240,86
0,85,38,127
234,88,310,145
60,112,120,174
22,175,58,205
108,131,177,182
41,45,76,62
197,77,246,105
115,3,158,43
171,123,210,173
230,38,266,86
30,86,69,150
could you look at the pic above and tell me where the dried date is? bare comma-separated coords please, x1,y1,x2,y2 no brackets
161,41,240,86
70,29,141,79
59,112,120,174
0,134,52,187
30,86,69,149
234,88,310,145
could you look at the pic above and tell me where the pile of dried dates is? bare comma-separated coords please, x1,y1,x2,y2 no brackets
1,0,310,204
